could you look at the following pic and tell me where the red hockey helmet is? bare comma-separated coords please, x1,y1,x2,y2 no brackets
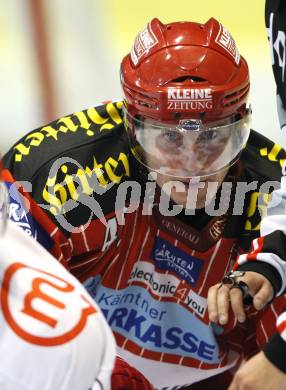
121,17,251,179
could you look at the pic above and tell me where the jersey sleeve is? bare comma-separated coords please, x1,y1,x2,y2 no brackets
2,102,134,278
263,308,286,373
2,167,72,268
265,0,286,138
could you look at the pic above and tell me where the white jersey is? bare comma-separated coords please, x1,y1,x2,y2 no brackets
236,0,286,296
235,2,286,372
0,220,116,390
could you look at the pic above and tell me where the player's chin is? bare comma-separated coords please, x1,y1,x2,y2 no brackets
169,186,207,210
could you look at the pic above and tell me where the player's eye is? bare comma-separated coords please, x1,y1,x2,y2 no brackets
162,130,183,146
197,129,217,143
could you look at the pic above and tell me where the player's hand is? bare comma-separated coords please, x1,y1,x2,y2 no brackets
207,271,273,325
111,356,153,390
228,351,286,389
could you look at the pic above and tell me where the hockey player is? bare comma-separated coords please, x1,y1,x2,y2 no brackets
0,180,116,389
0,171,154,389
3,16,286,389
208,1,286,389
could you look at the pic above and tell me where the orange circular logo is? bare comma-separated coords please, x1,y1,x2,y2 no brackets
1,262,97,346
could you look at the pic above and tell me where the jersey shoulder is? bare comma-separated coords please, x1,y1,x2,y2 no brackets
241,129,285,182
3,101,140,233
4,101,126,181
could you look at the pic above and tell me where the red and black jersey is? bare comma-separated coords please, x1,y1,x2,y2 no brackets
3,101,286,389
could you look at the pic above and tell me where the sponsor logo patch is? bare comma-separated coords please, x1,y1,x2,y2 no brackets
179,119,201,131
6,182,36,237
128,261,207,318
151,237,203,286
9,201,35,237
129,261,179,297
94,284,218,364
215,23,240,64
2,263,96,346
167,88,213,111
131,23,159,66
183,289,207,318
6,182,53,249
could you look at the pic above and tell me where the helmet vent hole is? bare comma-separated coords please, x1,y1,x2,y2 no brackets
174,112,181,119
170,76,206,83
223,85,250,107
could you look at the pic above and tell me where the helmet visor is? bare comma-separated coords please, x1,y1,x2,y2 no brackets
124,109,251,179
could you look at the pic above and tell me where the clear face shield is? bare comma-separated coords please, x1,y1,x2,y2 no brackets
124,109,251,179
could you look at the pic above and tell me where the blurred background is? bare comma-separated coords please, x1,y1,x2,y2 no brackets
0,0,280,154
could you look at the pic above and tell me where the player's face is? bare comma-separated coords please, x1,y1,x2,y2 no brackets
143,118,232,179
125,109,251,209
142,117,231,209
